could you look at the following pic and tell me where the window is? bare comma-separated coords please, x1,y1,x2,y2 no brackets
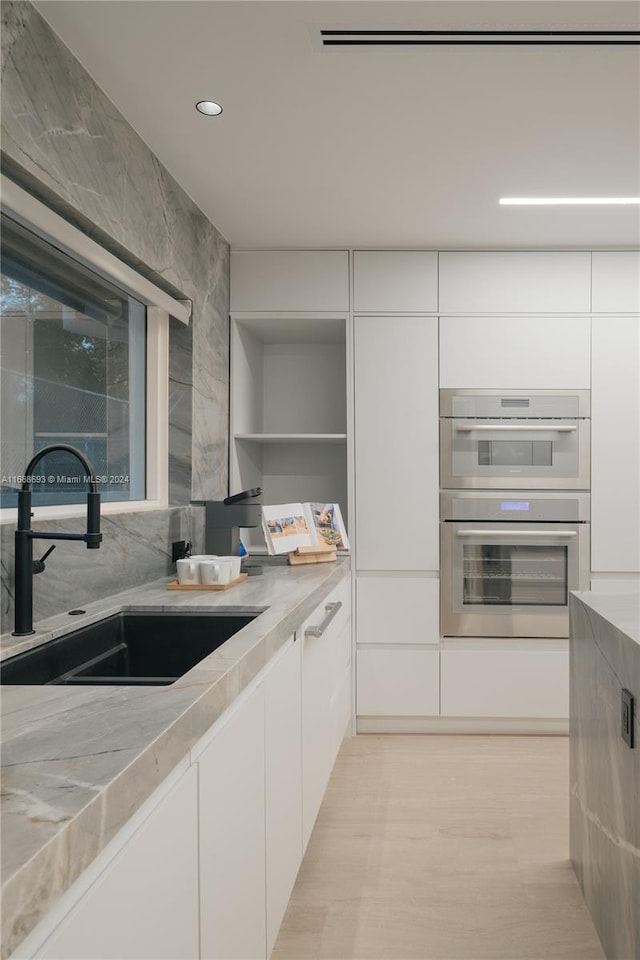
1,214,146,505
0,176,186,514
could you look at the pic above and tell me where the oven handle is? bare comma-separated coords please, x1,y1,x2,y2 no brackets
456,529,577,538
455,423,577,432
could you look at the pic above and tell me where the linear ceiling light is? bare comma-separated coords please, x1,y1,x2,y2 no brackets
319,30,640,46
500,197,640,205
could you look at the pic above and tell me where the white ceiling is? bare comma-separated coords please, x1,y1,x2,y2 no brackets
35,1,640,249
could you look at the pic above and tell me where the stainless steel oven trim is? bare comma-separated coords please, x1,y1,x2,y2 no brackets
440,490,591,521
439,416,591,489
440,519,591,639
439,388,591,417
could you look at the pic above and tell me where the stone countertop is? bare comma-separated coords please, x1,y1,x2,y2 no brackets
1,559,350,958
571,590,640,647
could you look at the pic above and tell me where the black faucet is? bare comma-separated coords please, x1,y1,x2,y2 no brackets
12,444,102,637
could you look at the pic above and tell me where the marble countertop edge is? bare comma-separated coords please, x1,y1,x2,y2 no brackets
571,589,640,647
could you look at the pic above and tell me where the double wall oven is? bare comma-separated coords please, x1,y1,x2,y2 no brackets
439,390,591,639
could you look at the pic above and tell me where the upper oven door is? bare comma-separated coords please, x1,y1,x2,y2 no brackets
439,390,591,490
440,417,590,489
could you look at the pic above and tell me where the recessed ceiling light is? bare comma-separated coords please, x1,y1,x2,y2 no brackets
195,100,223,116
500,197,640,205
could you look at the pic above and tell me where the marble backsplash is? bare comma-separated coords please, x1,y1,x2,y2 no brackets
1,1,232,624
569,593,640,960
1,507,192,635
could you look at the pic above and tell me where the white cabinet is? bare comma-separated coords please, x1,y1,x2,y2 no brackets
354,315,439,570
265,637,302,956
591,315,640,573
440,639,569,718
230,250,349,312
33,767,199,960
356,646,440,716
230,314,349,550
357,575,439,644
438,252,591,313
592,252,640,313
439,315,591,389
301,577,351,850
353,251,438,313
197,684,266,960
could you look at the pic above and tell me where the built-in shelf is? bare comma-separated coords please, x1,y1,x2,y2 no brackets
234,433,347,444
230,310,349,551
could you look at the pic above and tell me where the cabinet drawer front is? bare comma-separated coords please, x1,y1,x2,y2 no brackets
230,250,349,312
357,576,439,644
355,315,439,570
265,639,302,956
440,641,568,718
34,768,199,960
356,647,439,716
438,252,591,313
301,578,351,849
439,315,591,389
592,251,640,312
198,685,266,960
591,315,640,573
353,251,438,312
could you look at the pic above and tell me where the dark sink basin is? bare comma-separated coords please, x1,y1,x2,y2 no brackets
0,611,261,686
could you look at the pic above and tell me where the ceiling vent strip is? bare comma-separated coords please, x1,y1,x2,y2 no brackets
319,30,640,46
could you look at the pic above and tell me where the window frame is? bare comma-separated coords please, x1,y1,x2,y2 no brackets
0,176,188,520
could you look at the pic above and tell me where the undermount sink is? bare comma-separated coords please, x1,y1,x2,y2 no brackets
0,610,263,686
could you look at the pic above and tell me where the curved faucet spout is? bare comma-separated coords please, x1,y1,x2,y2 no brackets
22,443,100,493
13,444,102,637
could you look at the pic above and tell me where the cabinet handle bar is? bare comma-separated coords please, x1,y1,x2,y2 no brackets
305,601,343,638
455,423,577,432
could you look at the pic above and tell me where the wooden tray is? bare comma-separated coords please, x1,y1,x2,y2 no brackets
167,573,248,591
288,546,337,566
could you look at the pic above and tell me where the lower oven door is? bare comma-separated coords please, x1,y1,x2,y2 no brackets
440,521,590,638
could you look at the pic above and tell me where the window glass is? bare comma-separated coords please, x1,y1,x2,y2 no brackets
1,214,146,506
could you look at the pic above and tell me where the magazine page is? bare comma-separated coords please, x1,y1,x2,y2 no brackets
261,503,314,555
304,502,350,550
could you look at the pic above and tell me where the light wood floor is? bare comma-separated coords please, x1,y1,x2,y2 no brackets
273,735,605,960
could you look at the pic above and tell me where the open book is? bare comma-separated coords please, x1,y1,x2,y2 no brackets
261,502,350,555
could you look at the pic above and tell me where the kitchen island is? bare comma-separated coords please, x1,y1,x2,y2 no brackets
1,558,351,959
569,590,640,960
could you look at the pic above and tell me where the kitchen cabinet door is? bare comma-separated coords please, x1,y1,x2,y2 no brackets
591,315,640,573
353,250,438,312
356,646,440,716
34,767,199,960
440,638,569,718
357,575,439,644
439,315,591,389
198,684,266,960
265,637,302,956
438,252,591,313
230,250,349,312
301,576,351,850
355,315,439,570
591,252,640,313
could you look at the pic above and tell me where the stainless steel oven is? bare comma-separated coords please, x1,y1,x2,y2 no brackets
440,491,590,638
440,389,590,489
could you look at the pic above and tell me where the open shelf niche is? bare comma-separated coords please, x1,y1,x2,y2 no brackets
230,314,348,551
